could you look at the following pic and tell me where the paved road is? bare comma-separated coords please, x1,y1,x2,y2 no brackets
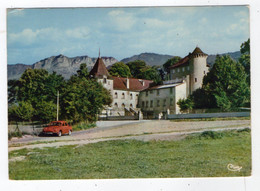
9,120,151,144
8,119,250,151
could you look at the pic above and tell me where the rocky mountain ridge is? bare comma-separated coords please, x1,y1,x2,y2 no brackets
8,55,118,80
8,51,241,80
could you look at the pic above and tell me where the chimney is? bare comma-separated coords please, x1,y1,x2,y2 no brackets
142,80,145,86
126,77,130,89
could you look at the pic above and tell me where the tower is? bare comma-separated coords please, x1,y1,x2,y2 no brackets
189,47,208,92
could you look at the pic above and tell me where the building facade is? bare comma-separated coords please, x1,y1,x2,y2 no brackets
89,54,153,117
139,47,209,118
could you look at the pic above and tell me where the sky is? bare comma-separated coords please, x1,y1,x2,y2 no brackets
7,6,249,65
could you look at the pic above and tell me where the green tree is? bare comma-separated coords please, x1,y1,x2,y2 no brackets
17,69,49,106
34,101,57,122
139,66,162,84
203,55,250,110
8,101,34,122
8,79,19,104
126,60,147,78
177,98,194,112
61,78,112,123
77,63,89,78
163,56,182,74
109,62,132,77
239,39,250,84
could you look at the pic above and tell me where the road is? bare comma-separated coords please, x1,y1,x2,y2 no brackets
8,119,250,151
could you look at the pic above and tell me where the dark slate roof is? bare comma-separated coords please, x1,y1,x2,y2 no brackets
191,47,208,56
89,57,110,78
113,77,153,91
169,47,208,69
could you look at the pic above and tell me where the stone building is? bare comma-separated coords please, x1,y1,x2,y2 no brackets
89,54,153,116
139,47,209,118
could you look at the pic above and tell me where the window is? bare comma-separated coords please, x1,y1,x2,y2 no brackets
130,93,133,100
114,103,118,107
122,103,125,108
146,101,149,108
130,104,133,108
163,99,166,106
146,91,148,96
157,100,160,107
172,69,175,74
150,100,153,107
182,67,185,72
170,98,174,106
150,90,153,94
170,88,173,94
204,71,206,74
114,92,118,99
177,68,180,72
103,78,107,84
122,93,125,99
187,66,190,71
108,81,110,85
195,78,197,82
142,101,145,108
157,89,160,95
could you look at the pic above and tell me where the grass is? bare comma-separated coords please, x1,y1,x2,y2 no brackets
72,122,96,131
170,116,250,122
9,129,251,179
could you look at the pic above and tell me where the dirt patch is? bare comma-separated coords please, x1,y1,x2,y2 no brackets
9,156,26,162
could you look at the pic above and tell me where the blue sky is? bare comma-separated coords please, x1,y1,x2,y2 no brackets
7,6,249,65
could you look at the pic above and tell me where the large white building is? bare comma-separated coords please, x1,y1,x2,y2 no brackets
138,47,209,118
90,47,209,118
89,55,153,116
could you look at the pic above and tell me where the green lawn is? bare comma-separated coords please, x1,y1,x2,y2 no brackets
9,129,251,179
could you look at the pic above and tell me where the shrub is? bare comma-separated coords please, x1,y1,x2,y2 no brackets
73,122,96,131
200,131,223,139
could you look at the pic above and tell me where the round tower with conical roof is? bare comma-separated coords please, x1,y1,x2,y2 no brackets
189,46,209,92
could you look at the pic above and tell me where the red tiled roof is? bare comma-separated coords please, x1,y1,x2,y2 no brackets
169,56,189,69
113,77,153,91
169,47,208,69
89,57,110,78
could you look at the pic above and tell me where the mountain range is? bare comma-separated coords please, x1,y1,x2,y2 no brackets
7,51,241,80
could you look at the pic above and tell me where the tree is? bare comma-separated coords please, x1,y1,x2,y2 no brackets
76,63,89,78
8,79,19,104
163,56,182,74
203,55,250,110
177,98,194,112
8,101,34,122
33,101,57,123
109,62,132,77
126,60,147,78
61,78,112,123
239,39,250,84
139,66,162,84
126,60,162,84
17,69,49,106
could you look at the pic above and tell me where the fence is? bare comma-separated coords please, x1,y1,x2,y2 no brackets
98,115,139,121
167,112,250,119
8,122,46,136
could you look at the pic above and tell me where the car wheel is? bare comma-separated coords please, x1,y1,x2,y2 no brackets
58,131,62,137
68,130,72,136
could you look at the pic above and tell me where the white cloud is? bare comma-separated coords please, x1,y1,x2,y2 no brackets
108,10,136,31
65,27,90,39
7,9,25,17
8,27,91,47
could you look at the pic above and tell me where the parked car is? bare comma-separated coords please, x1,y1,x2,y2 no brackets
42,121,72,137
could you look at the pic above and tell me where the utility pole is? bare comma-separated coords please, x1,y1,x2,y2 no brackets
57,91,59,121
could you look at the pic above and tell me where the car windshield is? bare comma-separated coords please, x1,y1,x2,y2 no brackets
49,122,61,126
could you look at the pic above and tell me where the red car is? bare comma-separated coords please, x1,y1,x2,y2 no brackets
42,121,72,137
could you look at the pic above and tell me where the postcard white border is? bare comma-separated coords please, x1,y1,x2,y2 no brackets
1,1,260,191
